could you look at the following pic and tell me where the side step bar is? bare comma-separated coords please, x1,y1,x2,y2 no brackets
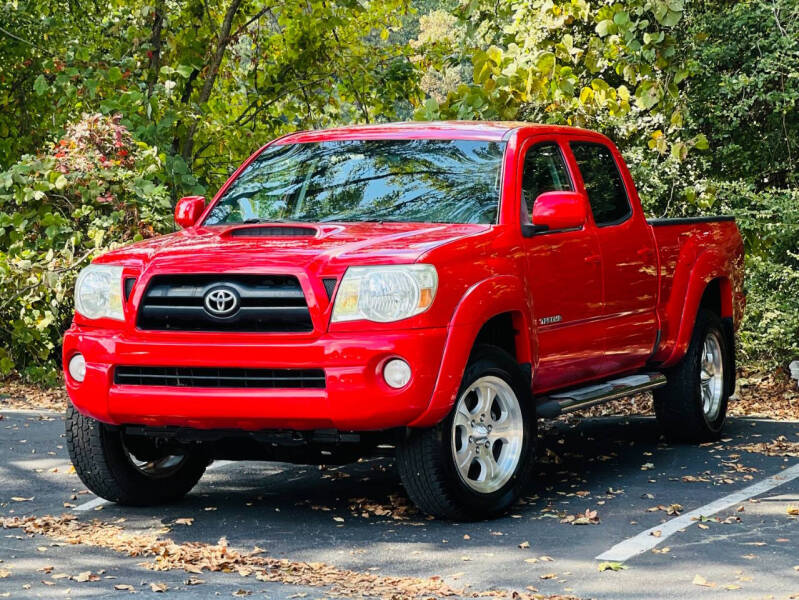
536,373,667,419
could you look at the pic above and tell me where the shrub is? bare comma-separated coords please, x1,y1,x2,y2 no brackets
0,114,171,383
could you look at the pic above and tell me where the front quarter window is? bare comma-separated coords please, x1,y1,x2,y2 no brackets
204,139,505,225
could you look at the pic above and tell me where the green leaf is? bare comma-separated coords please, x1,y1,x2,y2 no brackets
536,52,556,72
613,11,630,26
693,133,709,150
635,81,662,110
671,141,688,161
107,67,123,82
659,9,682,27
486,45,503,65
595,19,616,37
598,562,628,572
33,75,49,96
176,64,194,78
54,175,68,190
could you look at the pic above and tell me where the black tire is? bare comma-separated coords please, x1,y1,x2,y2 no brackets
65,402,207,506
397,346,536,520
654,309,733,442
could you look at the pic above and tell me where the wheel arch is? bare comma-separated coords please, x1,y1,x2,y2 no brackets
408,275,535,427
657,249,735,368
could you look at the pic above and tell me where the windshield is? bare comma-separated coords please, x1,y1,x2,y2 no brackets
203,138,506,225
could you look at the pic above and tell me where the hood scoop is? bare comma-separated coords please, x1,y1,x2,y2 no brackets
229,225,318,238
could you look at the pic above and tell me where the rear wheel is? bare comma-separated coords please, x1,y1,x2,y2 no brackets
654,309,732,442
66,403,207,506
397,346,536,520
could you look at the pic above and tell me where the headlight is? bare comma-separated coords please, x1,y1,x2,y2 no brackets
331,264,438,323
74,264,125,321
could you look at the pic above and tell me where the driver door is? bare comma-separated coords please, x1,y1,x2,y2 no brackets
519,139,606,393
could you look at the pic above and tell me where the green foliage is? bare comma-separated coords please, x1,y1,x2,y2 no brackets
0,114,171,380
1,0,420,196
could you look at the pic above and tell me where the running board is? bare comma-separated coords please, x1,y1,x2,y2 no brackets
536,373,666,419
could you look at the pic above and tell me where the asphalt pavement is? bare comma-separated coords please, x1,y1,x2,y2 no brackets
1,408,798,599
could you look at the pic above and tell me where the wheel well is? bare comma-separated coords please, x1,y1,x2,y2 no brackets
473,312,520,360
699,277,732,319
698,278,737,395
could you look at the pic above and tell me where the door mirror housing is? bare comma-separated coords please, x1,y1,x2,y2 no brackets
174,196,206,229
529,191,587,233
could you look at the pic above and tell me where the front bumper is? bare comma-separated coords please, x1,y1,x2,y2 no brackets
63,325,447,431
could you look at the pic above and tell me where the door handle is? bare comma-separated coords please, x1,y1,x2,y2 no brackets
585,254,601,264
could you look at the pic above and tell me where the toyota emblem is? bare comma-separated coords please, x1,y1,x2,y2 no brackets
203,287,239,317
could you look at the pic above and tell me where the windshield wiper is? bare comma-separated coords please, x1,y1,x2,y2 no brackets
241,218,297,224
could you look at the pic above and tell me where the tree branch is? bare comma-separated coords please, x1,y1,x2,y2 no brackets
181,0,244,162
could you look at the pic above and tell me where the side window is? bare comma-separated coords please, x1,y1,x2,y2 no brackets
570,142,631,226
521,143,572,219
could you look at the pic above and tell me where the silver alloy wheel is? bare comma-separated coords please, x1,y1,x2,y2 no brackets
700,330,724,421
121,438,187,479
450,375,524,494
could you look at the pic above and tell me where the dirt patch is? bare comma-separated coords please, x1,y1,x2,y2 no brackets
1,514,578,600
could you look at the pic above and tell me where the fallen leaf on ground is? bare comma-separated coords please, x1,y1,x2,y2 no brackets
174,518,194,526
561,509,599,525
598,562,627,572
692,574,716,587
150,582,168,592
0,514,583,600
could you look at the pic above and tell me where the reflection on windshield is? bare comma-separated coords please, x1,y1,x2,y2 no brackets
204,139,505,225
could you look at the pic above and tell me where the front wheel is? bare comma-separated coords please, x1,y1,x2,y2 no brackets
397,346,536,520
654,309,733,442
65,403,207,506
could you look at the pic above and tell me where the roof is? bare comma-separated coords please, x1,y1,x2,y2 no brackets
276,121,599,144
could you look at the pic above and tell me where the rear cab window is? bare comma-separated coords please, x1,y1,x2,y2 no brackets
570,142,631,226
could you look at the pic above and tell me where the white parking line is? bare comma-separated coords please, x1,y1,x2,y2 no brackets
74,460,235,512
596,462,799,562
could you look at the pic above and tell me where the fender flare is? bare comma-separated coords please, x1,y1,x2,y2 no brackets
658,250,733,368
408,275,535,427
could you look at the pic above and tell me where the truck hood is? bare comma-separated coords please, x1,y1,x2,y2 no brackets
96,222,491,273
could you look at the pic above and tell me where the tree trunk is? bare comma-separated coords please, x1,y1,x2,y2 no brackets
180,0,243,163
146,0,165,98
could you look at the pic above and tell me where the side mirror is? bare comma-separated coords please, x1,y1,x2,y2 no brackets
529,191,586,233
174,196,206,229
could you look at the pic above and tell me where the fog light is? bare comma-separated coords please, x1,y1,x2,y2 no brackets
68,353,86,382
383,358,411,389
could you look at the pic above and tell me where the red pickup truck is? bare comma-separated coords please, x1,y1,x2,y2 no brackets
63,122,744,519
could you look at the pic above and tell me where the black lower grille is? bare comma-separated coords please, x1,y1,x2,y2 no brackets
137,274,312,332
114,366,326,389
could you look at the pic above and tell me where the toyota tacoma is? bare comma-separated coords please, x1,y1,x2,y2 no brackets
63,122,745,519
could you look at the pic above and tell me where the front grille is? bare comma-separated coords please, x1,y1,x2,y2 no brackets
137,274,312,332
114,366,326,389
